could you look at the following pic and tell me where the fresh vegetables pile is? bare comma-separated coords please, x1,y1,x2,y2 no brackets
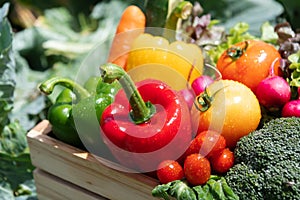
3,0,298,199
36,1,300,200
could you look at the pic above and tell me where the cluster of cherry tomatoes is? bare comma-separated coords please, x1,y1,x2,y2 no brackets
156,131,234,186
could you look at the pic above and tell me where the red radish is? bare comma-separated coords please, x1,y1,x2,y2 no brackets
282,99,300,117
180,89,195,109
191,75,214,96
255,75,291,109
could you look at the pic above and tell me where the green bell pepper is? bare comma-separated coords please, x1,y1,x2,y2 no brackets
39,76,120,148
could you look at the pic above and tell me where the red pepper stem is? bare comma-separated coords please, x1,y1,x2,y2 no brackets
39,77,90,100
100,63,155,124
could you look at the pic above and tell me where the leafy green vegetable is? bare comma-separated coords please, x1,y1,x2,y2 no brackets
152,180,197,200
288,51,300,88
260,21,278,44
152,176,239,200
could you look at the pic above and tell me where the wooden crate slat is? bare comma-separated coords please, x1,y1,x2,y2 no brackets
27,120,159,200
34,169,105,200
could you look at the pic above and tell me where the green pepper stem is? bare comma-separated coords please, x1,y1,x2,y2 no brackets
39,77,90,100
99,63,155,124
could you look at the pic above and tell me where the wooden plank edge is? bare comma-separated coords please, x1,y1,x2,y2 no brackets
34,169,107,200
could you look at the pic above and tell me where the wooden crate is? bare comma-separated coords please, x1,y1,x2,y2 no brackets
33,169,107,200
27,120,159,200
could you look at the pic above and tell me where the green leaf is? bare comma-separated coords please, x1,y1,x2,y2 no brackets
207,179,226,199
144,0,169,28
0,151,34,191
169,180,197,200
0,121,28,156
152,181,173,200
260,21,278,44
15,179,37,199
288,51,300,87
193,184,213,200
0,180,14,200
0,2,15,131
152,180,197,200
0,121,35,195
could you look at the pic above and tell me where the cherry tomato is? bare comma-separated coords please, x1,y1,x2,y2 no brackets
216,40,282,92
156,160,184,184
184,153,211,185
191,80,261,148
210,148,234,174
183,130,226,160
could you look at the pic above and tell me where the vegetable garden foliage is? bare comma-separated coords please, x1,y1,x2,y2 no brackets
0,3,36,199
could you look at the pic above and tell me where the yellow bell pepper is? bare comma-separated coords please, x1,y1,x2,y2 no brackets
126,33,204,87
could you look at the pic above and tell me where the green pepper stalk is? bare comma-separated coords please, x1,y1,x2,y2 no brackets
39,76,90,100
38,76,120,148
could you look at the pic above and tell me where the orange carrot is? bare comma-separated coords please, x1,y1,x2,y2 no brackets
116,5,146,34
107,5,146,69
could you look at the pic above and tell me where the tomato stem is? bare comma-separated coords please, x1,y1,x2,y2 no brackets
226,41,249,60
194,86,228,112
194,88,213,112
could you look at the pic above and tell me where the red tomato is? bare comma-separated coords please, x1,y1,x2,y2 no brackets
183,130,226,159
156,160,184,184
216,40,282,92
210,148,234,174
184,154,211,185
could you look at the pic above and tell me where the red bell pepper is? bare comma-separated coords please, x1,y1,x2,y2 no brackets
99,63,192,172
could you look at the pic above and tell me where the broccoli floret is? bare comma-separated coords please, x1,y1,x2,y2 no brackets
263,160,300,199
225,117,300,200
225,163,264,200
